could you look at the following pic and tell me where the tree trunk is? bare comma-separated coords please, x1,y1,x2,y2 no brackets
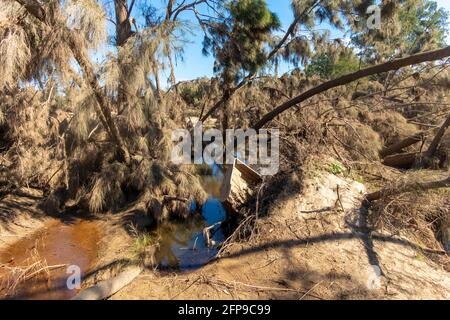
114,0,135,114
366,176,450,202
153,66,162,99
114,0,133,46
167,46,177,88
253,46,450,130
382,152,419,168
380,132,426,158
66,32,130,164
425,114,450,158
221,86,232,137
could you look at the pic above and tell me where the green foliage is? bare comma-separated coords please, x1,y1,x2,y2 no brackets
352,0,449,62
178,78,212,108
230,0,280,30
203,0,280,84
399,0,449,54
306,54,333,79
133,232,158,256
306,51,360,79
329,162,345,175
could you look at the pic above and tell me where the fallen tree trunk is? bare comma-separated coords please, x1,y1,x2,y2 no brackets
382,152,419,168
253,46,450,130
425,114,450,158
380,132,426,158
71,266,142,300
381,114,450,167
366,176,450,202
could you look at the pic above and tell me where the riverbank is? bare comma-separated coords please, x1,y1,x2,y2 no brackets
1,169,449,300
111,171,450,300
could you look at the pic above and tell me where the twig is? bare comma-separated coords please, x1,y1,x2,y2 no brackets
23,264,67,281
336,185,345,213
205,278,323,300
299,281,324,300
170,276,201,300
203,221,223,247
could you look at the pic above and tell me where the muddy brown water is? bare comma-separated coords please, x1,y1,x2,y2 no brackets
0,168,227,299
0,219,100,300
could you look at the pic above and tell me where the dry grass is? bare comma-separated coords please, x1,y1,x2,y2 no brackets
0,247,66,298
368,170,450,252
65,0,107,49
369,111,418,146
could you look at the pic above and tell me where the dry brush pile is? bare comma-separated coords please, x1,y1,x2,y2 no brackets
0,0,207,226
178,59,450,254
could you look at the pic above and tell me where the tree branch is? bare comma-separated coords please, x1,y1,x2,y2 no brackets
200,0,321,121
15,0,46,22
366,176,450,202
253,46,450,130
172,0,206,21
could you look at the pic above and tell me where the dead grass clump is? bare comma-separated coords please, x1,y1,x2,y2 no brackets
0,248,66,298
0,88,64,191
88,162,128,213
369,111,418,147
368,170,450,252
330,122,382,161
0,8,31,90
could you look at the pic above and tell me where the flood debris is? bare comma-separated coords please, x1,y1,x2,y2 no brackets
72,265,142,300
220,158,263,214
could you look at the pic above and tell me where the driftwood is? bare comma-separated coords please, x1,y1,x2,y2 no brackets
203,221,222,247
253,46,450,130
220,158,262,213
425,114,450,158
380,132,426,158
382,114,450,168
366,176,450,202
71,266,142,300
382,152,419,168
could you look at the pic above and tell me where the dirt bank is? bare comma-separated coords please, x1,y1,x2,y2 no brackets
0,189,47,252
111,171,450,300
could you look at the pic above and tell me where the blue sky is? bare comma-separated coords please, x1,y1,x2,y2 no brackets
99,0,450,86
170,0,297,83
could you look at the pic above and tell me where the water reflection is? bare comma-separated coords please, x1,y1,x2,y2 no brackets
154,164,228,270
